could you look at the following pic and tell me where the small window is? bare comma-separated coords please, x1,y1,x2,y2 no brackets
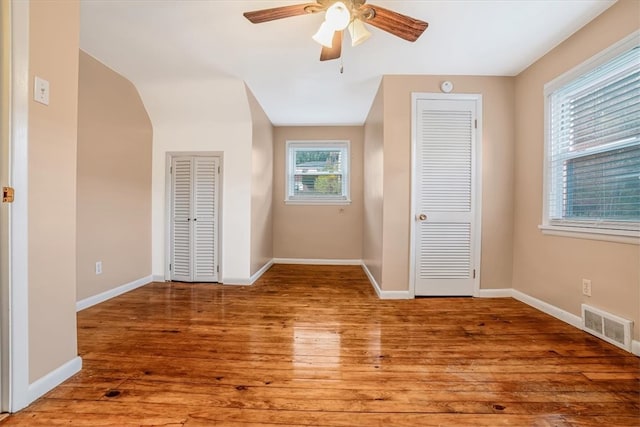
543,35,639,241
285,141,350,204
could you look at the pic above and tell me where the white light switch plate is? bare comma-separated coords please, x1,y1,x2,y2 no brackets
34,76,50,105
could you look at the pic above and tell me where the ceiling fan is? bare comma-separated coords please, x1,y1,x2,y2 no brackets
243,0,428,61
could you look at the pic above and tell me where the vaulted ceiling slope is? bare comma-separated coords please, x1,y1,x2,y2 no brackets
80,0,615,125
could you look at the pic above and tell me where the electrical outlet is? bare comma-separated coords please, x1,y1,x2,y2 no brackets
582,279,592,297
95,261,102,275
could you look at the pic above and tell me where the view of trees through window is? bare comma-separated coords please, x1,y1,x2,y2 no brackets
566,145,640,220
294,149,343,196
561,66,640,221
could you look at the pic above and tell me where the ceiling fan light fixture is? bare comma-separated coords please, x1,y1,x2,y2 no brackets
348,18,371,47
312,21,336,48
324,1,351,30
243,1,429,62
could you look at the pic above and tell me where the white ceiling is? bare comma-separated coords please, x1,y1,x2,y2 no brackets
80,0,615,125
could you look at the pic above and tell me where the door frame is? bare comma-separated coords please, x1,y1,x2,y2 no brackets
164,152,223,282
3,0,30,412
409,92,483,298
0,0,9,411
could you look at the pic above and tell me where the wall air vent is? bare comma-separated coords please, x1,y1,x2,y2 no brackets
581,304,633,352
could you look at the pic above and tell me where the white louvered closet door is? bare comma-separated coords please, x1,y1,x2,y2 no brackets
192,157,219,282
414,98,478,296
170,156,220,282
171,158,193,282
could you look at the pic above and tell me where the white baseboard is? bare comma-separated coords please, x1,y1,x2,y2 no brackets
377,290,412,299
27,356,82,404
477,288,512,298
250,259,274,285
361,263,411,299
361,263,381,296
222,278,251,285
158,260,273,286
273,258,362,266
152,274,165,282
511,289,582,329
76,275,152,312
632,340,640,357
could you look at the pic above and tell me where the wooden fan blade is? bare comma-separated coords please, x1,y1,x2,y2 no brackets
320,30,342,61
364,4,428,42
243,4,316,24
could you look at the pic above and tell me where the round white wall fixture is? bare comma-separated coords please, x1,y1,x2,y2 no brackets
440,81,453,93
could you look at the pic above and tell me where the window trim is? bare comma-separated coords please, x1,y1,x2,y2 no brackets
284,140,351,205
541,30,640,244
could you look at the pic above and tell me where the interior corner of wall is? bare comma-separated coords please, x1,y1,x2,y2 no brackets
239,89,253,125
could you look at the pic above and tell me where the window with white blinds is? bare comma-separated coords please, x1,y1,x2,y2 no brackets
285,141,350,204
543,34,639,240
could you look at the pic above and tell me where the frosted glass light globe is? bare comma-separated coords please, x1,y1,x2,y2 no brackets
325,2,350,31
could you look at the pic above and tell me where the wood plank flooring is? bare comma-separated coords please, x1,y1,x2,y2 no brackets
3,264,639,426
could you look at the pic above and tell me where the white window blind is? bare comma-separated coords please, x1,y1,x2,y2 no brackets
545,40,639,235
285,141,350,204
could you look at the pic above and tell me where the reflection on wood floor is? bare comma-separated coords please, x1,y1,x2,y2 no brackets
3,264,639,426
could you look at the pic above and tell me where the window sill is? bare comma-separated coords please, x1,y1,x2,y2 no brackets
538,224,639,245
285,199,352,206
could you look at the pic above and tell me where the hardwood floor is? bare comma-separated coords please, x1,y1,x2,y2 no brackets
3,264,639,426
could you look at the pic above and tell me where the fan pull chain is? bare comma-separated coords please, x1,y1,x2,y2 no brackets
340,56,344,74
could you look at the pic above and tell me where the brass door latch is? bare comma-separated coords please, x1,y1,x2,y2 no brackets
2,187,14,203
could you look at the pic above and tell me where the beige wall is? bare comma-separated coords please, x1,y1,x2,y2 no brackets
273,126,364,260
28,0,80,382
370,75,515,291
247,86,274,275
513,0,640,339
77,51,152,301
142,78,255,282
362,84,384,284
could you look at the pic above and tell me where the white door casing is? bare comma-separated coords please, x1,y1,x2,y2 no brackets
169,156,220,282
0,0,8,409
411,94,482,296
7,0,30,411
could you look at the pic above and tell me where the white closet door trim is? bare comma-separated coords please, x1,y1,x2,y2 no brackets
409,93,483,298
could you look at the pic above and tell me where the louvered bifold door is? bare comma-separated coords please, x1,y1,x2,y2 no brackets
414,99,477,296
192,157,219,282
170,156,220,283
171,157,193,282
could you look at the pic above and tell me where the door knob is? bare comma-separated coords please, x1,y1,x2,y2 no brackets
418,213,427,221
